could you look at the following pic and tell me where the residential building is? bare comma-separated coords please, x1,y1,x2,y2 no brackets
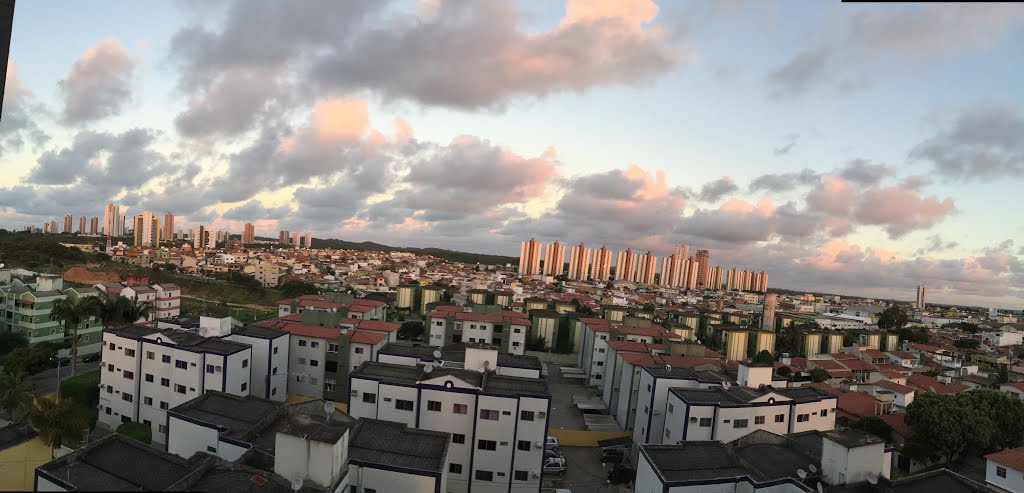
762,292,778,331
278,230,289,244
543,240,565,276
985,446,1024,493
133,211,159,247
304,231,312,249
255,262,283,287
659,252,684,288
427,309,529,355
695,249,710,289
375,342,544,379
242,223,255,244
89,216,98,235
150,284,182,320
77,215,85,234
163,212,174,240
97,324,256,444
63,213,72,234
616,248,638,282
518,237,542,276
567,242,591,280
917,284,926,309
292,231,301,249
0,274,104,353
194,225,211,249
348,354,550,493
636,250,657,285
103,202,121,236
591,245,613,281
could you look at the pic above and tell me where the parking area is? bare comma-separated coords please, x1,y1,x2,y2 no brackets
545,362,593,430
542,446,634,492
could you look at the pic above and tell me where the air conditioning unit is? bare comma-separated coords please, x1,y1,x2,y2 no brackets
350,390,359,397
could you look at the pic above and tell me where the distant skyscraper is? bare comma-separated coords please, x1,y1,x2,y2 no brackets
63,213,72,234
757,271,768,292
133,212,159,247
43,222,49,234
543,241,565,276
305,231,312,249
163,213,175,240
292,231,301,249
567,243,591,281
660,251,685,288
615,248,638,282
278,230,289,245
695,249,710,289
673,244,689,263
243,223,255,244
709,266,722,290
636,251,657,285
591,246,612,282
916,284,926,309
725,268,740,291
194,225,210,249
78,216,85,234
89,217,98,235
762,293,778,332
518,237,542,276
684,257,698,290
103,203,119,235
50,219,58,235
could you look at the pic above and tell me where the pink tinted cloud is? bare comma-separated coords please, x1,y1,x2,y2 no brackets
853,184,955,237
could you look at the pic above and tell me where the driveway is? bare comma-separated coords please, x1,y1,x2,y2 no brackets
545,363,593,430
542,446,634,492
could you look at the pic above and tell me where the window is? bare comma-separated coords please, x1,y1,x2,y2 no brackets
175,384,186,394
598,348,606,353
107,364,114,372
143,419,151,427
354,347,364,354
298,357,307,365
108,343,115,350
492,338,501,345
145,374,153,383
452,433,465,444
326,361,338,372
997,466,1007,478
595,374,602,380
295,375,306,383
273,346,279,354
241,382,248,392
106,385,112,394
668,403,674,413
105,407,112,415
797,414,810,423
242,359,248,368
328,343,339,353
158,424,167,433
733,419,749,429
475,470,494,481
360,392,376,403
479,409,499,420
775,414,785,423
144,396,152,406
449,463,463,474
428,400,442,412
502,410,512,416
310,360,319,367
123,370,134,380
122,393,133,402
309,378,317,385
520,410,535,421
175,360,187,369
821,409,828,417
206,364,215,373
516,440,532,451
596,361,604,366
299,340,307,347
690,417,698,423
124,348,135,357
755,416,765,425
160,401,169,410
453,403,468,414
207,445,216,452
477,439,497,451
699,418,712,427
514,470,529,481
161,378,170,387
310,341,319,348
647,384,652,392
395,399,414,411
665,428,671,438
162,355,171,363
146,351,154,360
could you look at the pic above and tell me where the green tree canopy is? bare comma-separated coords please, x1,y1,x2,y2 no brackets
279,280,319,298
752,350,774,366
954,338,980,350
905,389,1024,465
398,321,425,342
0,332,29,358
877,305,909,330
893,327,930,344
0,370,35,424
51,295,104,376
116,421,153,445
28,397,88,458
809,367,829,382
853,416,893,443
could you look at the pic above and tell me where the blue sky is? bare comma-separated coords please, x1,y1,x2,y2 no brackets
2,1,1023,307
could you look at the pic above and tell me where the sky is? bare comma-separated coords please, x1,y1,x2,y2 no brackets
2,0,1024,308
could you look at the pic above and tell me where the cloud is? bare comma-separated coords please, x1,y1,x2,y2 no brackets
678,198,818,243
173,67,287,138
748,169,820,193
0,62,49,154
773,133,799,157
837,158,896,185
851,183,956,238
914,234,959,256
58,39,137,123
696,176,737,202
28,128,165,193
910,103,1024,181
222,199,292,221
766,47,830,99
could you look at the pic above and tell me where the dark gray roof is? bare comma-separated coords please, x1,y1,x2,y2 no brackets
186,467,296,493
485,374,549,397
170,391,283,439
38,434,201,491
232,324,289,340
272,410,353,444
105,324,161,338
189,338,249,355
830,469,993,493
105,326,250,355
641,442,764,482
731,442,816,481
349,419,449,474
820,428,884,449
351,361,549,397
670,385,835,406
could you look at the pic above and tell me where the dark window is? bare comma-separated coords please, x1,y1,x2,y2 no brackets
160,401,169,410
299,340,307,347
207,446,216,452
755,416,765,425
475,470,494,481
273,346,279,354
453,403,468,414
309,360,318,367
354,347,364,354
517,440,531,451
161,378,170,387
146,351,154,360
699,418,712,427
395,399,414,411
121,393,132,402
241,382,247,392
449,463,462,474
479,409,499,420
514,470,529,481
123,371,134,380
108,343,115,350
175,360,187,369
997,466,1007,478
428,400,442,412
144,397,152,405
821,409,828,417
325,361,338,372
107,364,114,372
452,433,465,444
206,364,215,373
520,410,535,421
775,414,785,423
175,384,186,394
242,359,249,368
797,414,809,423
162,355,171,363
362,392,376,403
144,374,153,383
734,419,749,429
477,439,497,451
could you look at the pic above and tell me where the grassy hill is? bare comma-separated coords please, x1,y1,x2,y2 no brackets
0,230,109,273
310,238,517,266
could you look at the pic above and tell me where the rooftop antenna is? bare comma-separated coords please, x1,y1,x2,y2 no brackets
797,469,807,479
808,464,817,473
424,363,433,374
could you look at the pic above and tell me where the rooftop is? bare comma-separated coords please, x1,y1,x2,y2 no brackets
169,391,283,439
37,434,202,491
640,442,770,484
351,361,548,397
232,324,289,340
348,419,450,474
986,446,1024,471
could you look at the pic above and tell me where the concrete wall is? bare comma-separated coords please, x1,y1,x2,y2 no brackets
349,464,438,493
987,460,1024,493
0,435,52,491
167,415,218,460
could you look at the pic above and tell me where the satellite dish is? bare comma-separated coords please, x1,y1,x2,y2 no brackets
291,478,303,492
808,464,817,473
424,363,433,373
696,339,702,345
664,364,672,372
323,401,335,417
722,381,731,390
797,469,807,479
433,349,442,358
816,482,824,493
478,366,486,373
340,328,349,335
866,473,878,485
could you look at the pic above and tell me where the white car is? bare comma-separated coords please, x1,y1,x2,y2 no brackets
543,457,567,477
545,436,559,450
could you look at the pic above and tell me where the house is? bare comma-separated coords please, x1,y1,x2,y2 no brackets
874,380,915,410
1002,382,1024,401
985,446,1024,493
427,310,529,355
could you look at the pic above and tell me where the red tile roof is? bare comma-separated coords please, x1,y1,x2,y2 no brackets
986,447,1024,471
875,380,915,395
350,330,388,345
357,320,400,333
606,340,653,353
879,413,914,439
271,322,340,340
906,375,968,395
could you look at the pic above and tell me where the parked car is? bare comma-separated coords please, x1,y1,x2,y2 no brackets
543,457,567,477
607,465,636,485
544,448,564,461
82,353,101,363
545,436,559,451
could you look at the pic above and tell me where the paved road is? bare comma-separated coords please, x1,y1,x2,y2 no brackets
30,360,100,396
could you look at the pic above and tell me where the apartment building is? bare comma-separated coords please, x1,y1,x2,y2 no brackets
427,309,529,355
98,325,255,444
376,342,544,379
578,317,681,386
223,324,290,401
348,354,551,493
0,274,104,354
254,262,284,287
95,275,181,321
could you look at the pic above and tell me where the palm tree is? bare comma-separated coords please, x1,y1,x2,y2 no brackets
50,296,103,377
27,397,87,458
0,370,35,424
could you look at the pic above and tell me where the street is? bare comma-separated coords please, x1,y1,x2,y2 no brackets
30,360,100,396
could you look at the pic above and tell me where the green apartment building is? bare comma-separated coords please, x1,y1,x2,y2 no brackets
0,273,104,356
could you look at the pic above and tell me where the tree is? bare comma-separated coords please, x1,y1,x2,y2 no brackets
776,366,792,378
997,366,1010,384
752,350,774,366
398,321,425,342
854,416,893,443
527,336,547,352
810,367,830,382
27,398,88,458
776,324,806,357
954,338,980,350
0,345,58,375
0,371,35,424
905,392,970,465
894,327,930,344
877,305,909,331
51,296,103,377
0,331,28,358
279,280,319,298
116,422,152,445
905,389,1024,466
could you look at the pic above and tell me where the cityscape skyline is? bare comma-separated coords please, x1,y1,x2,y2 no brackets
1,2,1023,307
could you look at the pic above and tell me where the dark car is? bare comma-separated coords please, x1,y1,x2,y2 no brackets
607,465,636,485
82,353,101,363
600,450,624,465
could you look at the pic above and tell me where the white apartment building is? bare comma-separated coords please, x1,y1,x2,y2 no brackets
348,353,550,493
577,317,612,385
376,342,544,379
98,325,255,444
986,447,1024,493
150,284,182,319
223,324,290,401
428,311,528,355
